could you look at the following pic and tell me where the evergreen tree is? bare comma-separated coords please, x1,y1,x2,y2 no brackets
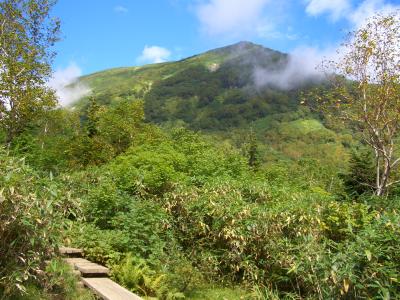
247,128,260,170
86,96,100,137
341,149,376,197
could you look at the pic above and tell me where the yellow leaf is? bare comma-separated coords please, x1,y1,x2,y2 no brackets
343,278,350,293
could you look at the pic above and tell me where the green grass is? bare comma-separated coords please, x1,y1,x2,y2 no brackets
185,286,250,300
285,119,326,134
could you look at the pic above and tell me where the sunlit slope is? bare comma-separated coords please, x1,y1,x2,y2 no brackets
72,41,352,170
73,41,309,129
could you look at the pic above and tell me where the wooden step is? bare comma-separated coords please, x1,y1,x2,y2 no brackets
76,263,109,276
64,257,91,266
82,277,142,300
63,258,109,277
60,247,83,257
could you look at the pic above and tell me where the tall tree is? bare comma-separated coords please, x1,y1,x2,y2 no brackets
247,128,260,170
86,96,100,137
0,0,60,144
305,13,400,196
97,99,145,154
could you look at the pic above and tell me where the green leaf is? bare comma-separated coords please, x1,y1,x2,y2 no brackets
365,249,372,261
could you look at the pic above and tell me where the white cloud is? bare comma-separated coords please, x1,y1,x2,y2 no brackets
305,0,351,20
137,46,171,64
48,63,90,107
195,0,274,37
349,0,400,28
114,5,129,14
304,0,400,28
253,45,339,90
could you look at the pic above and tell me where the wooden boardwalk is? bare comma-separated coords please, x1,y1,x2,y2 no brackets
60,247,142,300
82,278,142,300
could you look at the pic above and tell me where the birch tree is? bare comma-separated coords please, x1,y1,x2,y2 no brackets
305,13,400,196
0,0,60,144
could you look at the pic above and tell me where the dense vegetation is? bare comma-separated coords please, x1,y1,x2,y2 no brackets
1,7,399,299
3,93,400,299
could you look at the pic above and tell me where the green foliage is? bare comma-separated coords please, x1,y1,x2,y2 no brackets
161,176,400,298
0,150,80,297
83,174,131,229
110,199,171,259
186,286,251,300
112,254,186,300
86,96,100,137
10,99,148,172
64,99,146,167
73,42,306,131
67,222,128,266
340,148,376,198
107,128,248,195
96,99,145,154
42,259,94,300
58,123,400,299
0,0,60,143
245,129,261,169
3,38,399,299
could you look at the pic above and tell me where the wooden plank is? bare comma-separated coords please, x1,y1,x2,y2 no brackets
76,263,109,276
82,277,142,300
64,258,92,267
60,247,83,255
63,258,109,276
64,258,91,263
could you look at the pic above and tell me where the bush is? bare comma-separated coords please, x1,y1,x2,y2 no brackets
0,150,80,296
43,259,95,300
163,177,400,298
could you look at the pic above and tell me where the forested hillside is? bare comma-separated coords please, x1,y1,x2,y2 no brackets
72,41,350,171
76,42,303,129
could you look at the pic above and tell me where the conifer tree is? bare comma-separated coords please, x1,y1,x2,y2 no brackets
341,149,376,197
86,96,100,137
247,128,260,170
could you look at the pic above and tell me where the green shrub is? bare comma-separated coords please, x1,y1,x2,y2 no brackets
112,254,186,300
67,222,128,266
111,199,172,259
0,150,80,297
43,259,95,300
83,174,132,229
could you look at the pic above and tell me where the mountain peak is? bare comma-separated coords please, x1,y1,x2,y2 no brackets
210,41,262,53
205,41,283,58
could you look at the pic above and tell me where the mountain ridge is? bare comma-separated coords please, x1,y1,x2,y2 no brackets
72,41,312,131
79,41,285,80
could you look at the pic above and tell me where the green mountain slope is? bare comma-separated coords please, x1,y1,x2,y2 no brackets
74,41,310,130
71,42,352,168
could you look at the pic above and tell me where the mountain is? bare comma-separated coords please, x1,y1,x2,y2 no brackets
73,41,315,130
67,41,351,174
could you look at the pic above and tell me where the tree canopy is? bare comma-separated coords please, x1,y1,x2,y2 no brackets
306,13,400,196
0,0,60,143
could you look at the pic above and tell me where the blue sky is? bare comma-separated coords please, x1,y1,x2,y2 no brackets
52,0,400,77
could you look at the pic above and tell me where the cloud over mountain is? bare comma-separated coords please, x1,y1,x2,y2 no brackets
137,46,172,64
48,63,90,106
